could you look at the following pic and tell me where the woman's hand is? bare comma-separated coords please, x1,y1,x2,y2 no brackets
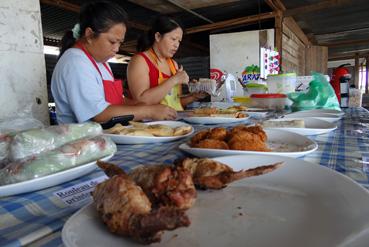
173,65,189,85
149,105,177,120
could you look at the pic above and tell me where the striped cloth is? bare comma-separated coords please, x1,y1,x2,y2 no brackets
1,107,368,246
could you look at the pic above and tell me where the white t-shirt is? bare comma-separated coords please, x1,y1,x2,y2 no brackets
51,48,113,124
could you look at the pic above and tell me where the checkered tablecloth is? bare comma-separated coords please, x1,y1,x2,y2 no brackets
1,107,369,246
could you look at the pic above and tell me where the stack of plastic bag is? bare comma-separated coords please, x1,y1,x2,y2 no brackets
288,73,341,111
0,122,116,185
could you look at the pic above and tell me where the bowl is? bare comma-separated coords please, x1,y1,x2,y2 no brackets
250,93,288,110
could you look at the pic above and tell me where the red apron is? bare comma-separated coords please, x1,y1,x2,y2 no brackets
76,43,124,105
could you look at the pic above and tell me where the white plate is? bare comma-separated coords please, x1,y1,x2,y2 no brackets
263,118,337,136
0,154,114,197
104,121,194,144
62,155,369,247
296,109,344,116
179,129,317,158
182,115,250,125
284,112,341,123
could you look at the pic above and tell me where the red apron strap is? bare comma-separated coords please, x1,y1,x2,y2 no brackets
75,43,124,105
103,63,114,77
75,43,103,78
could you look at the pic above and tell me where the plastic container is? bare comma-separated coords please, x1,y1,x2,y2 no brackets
267,73,296,94
250,93,288,110
243,83,268,96
232,96,252,106
348,88,363,107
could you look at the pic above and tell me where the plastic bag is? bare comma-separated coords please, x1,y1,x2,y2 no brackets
188,78,223,96
0,135,116,185
288,73,341,111
9,122,103,162
0,116,44,167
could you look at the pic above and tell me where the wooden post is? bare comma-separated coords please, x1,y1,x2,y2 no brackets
275,10,283,71
365,55,369,94
354,53,360,88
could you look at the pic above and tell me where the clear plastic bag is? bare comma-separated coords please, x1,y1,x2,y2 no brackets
0,116,44,167
0,135,116,185
188,78,221,96
9,122,103,162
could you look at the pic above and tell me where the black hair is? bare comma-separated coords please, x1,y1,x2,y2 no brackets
59,1,128,58
136,15,184,52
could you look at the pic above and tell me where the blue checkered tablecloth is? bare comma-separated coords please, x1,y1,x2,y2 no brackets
1,107,369,246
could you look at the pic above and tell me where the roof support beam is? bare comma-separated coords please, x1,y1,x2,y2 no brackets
321,38,369,48
284,0,353,17
164,0,213,24
186,12,276,34
40,0,148,31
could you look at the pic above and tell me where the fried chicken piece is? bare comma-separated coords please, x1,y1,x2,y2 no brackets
231,125,267,142
97,161,197,210
190,129,210,146
129,165,197,210
194,139,229,150
175,158,283,189
235,112,248,118
193,107,217,116
92,170,190,244
228,131,270,152
207,127,228,141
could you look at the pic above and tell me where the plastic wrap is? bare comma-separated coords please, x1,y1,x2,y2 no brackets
9,122,102,162
188,78,219,96
0,135,116,185
0,116,44,167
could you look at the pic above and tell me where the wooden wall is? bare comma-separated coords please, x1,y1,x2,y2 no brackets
280,17,328,76
281,22,306,75
305,46,328,75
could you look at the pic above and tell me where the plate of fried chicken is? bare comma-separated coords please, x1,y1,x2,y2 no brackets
62,156,282,246
179,125,318,158
62,155,369,247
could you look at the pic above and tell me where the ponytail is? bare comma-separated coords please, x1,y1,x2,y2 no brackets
59,30,76,59
136,29,155,52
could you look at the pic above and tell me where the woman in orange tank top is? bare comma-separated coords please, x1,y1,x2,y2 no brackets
127,15,206,111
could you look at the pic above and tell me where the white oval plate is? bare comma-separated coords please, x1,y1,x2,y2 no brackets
179,129,317,158
263,118,337,136
284,112,341,123
296,109,344,116
0,154,114,197
62,154,369,247
104,121,194,144
182,115,250,125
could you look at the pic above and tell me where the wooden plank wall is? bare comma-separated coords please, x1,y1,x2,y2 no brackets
305,46,328,75
281,22,306,75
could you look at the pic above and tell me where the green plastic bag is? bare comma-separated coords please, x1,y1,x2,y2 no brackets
288,73,341,111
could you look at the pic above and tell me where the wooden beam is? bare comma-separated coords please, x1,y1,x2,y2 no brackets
320,39,369,48
40,0,148,31
329,52,369,60
365,56,369,93
354,53,360,88
275,10,283,55
185,12,276,34
265,0,286,11
283,17,311,46
284,0,353,17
